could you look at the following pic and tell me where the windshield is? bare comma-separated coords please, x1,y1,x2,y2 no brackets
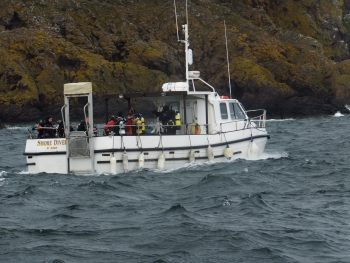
220,103,228,120
229,103,246,119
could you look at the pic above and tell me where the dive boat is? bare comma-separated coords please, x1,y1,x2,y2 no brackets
24,22,270,175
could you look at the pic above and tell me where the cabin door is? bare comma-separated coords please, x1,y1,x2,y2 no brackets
185,101,195,123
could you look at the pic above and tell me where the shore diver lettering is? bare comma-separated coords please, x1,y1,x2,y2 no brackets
37,140,52,146
37,140,66,146
54,140,66,146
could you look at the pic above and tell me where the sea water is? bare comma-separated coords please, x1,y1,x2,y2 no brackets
0,115,349,263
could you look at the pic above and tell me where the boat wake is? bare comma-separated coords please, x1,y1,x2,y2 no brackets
18,169,33,175
156,151,289,173
84,150,290,176
157,161,216,174
246,150,289,160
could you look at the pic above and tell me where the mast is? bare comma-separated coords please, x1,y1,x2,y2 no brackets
183,24,189,84
224,20,232,99
185,0,189,84
175,0,191,85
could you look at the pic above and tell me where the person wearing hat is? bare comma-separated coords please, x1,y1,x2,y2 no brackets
37,116,56,138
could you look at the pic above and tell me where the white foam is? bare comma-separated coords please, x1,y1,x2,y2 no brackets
247,150,289,160
18,170,31,174
5,125,32,130
0,171,6,186
265,118,295,122
147,161,215,174
90,170,111,176
333,111,344,117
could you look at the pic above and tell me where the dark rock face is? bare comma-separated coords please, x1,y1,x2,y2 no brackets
0,0,350,123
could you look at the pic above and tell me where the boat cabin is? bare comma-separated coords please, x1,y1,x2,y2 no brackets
114,80,251,136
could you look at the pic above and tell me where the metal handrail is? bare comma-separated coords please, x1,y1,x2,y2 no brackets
246,109,266,128
83,103,89,126
28,114,267,139
95,118,261,135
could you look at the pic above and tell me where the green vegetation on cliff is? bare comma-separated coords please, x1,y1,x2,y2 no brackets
0,0,350,121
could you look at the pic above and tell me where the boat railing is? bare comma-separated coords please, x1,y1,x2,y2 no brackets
28,126,58,139
28,116,266,139
94,117,264,136
245,109,266,128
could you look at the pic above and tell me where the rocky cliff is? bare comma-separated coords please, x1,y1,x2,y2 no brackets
0,0,350,122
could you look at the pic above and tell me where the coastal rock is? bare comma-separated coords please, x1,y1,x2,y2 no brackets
0,0,350,122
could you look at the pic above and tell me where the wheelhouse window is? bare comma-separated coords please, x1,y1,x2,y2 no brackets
229,103,246,120
220,103,228,120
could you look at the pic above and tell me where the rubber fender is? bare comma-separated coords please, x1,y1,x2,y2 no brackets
123,151,128,172
157,152,166,170
138,152,145,169
189,150,195,163
207,145,214,162
224,146,233,160
110,156,117,173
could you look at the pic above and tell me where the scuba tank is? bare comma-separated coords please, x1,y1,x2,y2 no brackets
135,118,142,135
55,125,59,138
141,116,145,133
119,120,125,135
175,111,181,130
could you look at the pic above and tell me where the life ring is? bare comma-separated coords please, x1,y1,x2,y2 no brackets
190,123,201,134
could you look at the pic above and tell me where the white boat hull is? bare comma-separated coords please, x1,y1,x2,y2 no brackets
24,128,269,175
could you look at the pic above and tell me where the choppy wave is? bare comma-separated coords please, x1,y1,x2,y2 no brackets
257,150,289,159
1,115,349,263
18,169,30,174
0,172,6,186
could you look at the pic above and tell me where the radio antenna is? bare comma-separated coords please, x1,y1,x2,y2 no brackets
174,0,180,41
224,20,232,99
186,0,189,29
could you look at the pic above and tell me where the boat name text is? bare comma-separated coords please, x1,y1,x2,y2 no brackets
37,140,66,146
